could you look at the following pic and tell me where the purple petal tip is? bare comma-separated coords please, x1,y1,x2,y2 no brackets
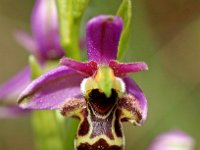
18,66,84,110
149,130,195,150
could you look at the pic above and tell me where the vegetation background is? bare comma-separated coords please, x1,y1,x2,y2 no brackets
0,0,199,149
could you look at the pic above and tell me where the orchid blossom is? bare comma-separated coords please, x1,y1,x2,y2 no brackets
148,130,195,150
0,0,64,117
18,15,148,150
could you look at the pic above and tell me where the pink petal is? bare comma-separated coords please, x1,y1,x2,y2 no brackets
14,31,38,56
0,106,30,118
149,130,195,150
86,15,123,64
31,0,64,61
109,60,148,76
0,66,31,101
60,57,97,76
18,66,85,110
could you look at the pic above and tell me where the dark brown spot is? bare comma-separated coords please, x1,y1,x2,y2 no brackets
78,110,90,136
114,109,123,137
77,138,123,150
88,89,118,115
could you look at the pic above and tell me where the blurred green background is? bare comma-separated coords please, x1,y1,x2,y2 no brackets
0,0,200,149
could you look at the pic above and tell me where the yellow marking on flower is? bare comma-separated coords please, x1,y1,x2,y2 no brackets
81,66,125,98
75,107,124,148
76,134,124,147
121,108,141,126
95,66,115,97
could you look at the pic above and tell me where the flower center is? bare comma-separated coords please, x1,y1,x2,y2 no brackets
81,66,125,99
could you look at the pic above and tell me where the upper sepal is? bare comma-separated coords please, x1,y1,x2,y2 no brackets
87,15,123,64
18,66,85,110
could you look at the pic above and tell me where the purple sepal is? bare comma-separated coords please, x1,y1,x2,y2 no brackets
0,106,30,118
123,77,148,123
31,0,64,62
14,31,38,56
18,66,85,110
86,15,123,64
149,130,195,150
0,67,31,101
60,57,97,76
109,60,148,77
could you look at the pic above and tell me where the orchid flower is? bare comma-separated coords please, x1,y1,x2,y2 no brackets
148,130,195,150
18,15,148,150
0,0,64,117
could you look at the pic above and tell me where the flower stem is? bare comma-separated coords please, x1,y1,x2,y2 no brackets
29,56,67,150
32,111,66,150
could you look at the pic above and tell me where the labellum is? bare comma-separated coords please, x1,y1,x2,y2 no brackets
60,66,143,150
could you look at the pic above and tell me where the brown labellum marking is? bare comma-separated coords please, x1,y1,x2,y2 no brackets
114,109,123,137
77,138,123,150
60,89,128,150
86,89,120,139
88,89,118,115
78,110,90,136
88,104,115,139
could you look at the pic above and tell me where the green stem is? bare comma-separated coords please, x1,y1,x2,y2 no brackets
32,111,66,150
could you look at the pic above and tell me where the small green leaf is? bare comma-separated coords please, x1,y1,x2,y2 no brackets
117,0,132,60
